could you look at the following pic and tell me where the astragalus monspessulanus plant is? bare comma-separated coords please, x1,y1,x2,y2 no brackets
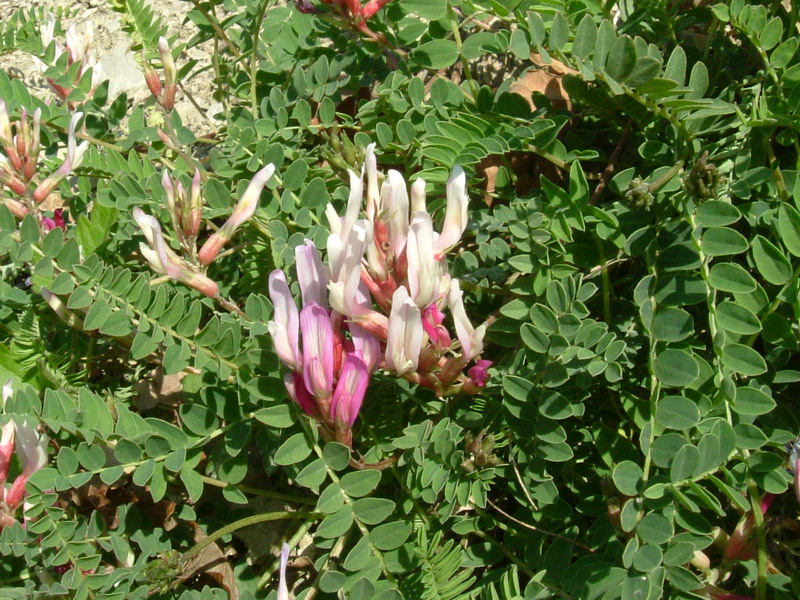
268,144,491,449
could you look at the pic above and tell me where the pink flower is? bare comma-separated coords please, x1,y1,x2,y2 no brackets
468,360,492,387
198,164,275,265
41,209,66,232
300,302,335,400
421,304,451,348
277,543,290,600
284,373,318,418
331,353,368,428
268,271,301,370
406,212,439,308
385,287,423,375
4,418,48,510
295,240,329,308
434,166,469,256
448,279,485,361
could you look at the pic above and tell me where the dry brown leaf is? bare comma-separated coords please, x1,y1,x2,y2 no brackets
181,525,239,600
133,367,185,410
476,151,564,205
509,52,577,112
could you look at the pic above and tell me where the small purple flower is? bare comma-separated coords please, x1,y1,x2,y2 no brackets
468,360,492,388
421,304,451,348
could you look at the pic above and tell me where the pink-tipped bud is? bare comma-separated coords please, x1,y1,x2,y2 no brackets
331,352,369,444
143,60,162,98
33,168,67,203
4,198,29,218
189,169,202,237
157,129,178,150
362,0,392,20
277,543,291,600
162,170,176,213
197,164,275,265
197,231,228,267
158,37,177,111
300,302,335,401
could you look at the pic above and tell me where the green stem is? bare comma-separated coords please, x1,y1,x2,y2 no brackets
199,475,315,505
182,510,322,562
256,518,317,591
745,477,768,600
594,233,612,325
187,0,245,62
447,1,478,99
250,0,271,121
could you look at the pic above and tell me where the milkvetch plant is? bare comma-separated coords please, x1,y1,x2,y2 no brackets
0,1,799,599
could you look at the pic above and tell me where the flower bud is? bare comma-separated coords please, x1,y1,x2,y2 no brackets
385,287,423,375
158,37,177,110
300,302,334,400
143,58,162,98
197,164,275,265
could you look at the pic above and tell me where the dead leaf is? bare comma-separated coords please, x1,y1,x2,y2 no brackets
133,367,185,410
510,52,577,112
180,525,239,600
476,151,564,205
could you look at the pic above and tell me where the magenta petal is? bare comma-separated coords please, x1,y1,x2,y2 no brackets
284,372,318,418
468,359,492,387
300,302,334,399
331,353,369,427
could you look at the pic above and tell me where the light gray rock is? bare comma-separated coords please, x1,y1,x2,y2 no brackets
98,46,147,98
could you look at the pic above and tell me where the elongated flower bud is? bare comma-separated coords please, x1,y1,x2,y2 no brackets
435,166,469,256
5,418,48,510
143,57,162,98
189,169,202,237
385,287,423,375
331,352,369,429
300,302,334,400
277,544,290,600
158,37,177,110
406,212,439,308
0,100,12,145
198,164,275,265
268,270,301,370
382,170,409,257
448,279,485,361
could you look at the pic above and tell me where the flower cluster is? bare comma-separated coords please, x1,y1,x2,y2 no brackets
295,0,392,24
0,381,49,529
269,145,491,446
134,165,275,300
36,17,103,104
0,104,87,220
